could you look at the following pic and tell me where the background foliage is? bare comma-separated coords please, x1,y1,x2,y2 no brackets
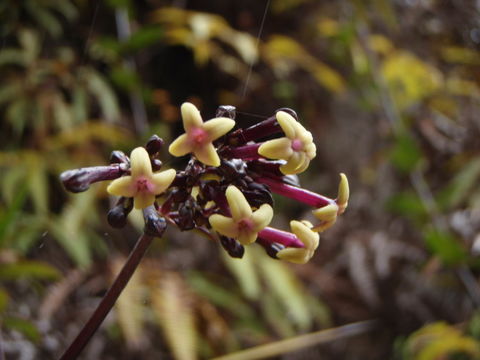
2,0,480,359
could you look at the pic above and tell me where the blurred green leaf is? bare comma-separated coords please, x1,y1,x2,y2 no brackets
152,272,198,360
0,49,27,66
437,158,480,210
0,261,61,281
390,133,422,173
0,287,10,313
424,228,467,265
222,248,261,301
3,316,41,343
386,191,427,221
256,248,312,331
404,322,480,360
0,181,28,248
51,189,100,267
110,66,141,92
187,272,255,319
121,26,164,53
19,28,40,64
261,292,296,337
83,69,120,122
26,3,62,37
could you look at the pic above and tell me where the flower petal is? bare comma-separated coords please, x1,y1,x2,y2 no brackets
203,117,235,142
237,231,257,245
290,220,319,250
150,169,177,195
276,111,297,139
304,142,317,159
312,203,338,222
226,185,252,220
133,191,156,209
209,214,239,238
130,147,152,178
280,151,304,174
251,204,273,232
193,143,220,167
169,133,192,157
277,248,310,264
258,137,293,160
337,173,349,214
107,176,136,197
181,102,203,130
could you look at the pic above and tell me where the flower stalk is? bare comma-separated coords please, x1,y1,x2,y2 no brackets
59,233,156,360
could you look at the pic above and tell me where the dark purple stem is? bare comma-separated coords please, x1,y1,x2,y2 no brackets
60,165,126,193
227,115,280,146
59,233,155,360
258,227,304,248
258,177,334,208
229,143,262,160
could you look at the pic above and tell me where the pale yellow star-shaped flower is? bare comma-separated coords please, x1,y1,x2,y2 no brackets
277,220,319,264
258,111,316,175
107,147,176,209
311,173,349,232
209,185,273,245
168,102,235,166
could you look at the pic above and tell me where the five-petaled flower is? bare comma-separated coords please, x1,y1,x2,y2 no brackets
258,110,316,175
107,147,176,209
169,102,235,166
209,185,273,245
276,221,319,264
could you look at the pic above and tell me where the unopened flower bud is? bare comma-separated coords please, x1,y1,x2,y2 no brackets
143,206,167,237
60,165,125,193
146,135,164,155
220,236,244,258
107,197,134,228
110,150,129,164
151,159,162,171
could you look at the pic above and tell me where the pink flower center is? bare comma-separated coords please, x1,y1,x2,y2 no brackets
189,127,208,145
136,177,153,193
291,139,303,151
237,218,254,231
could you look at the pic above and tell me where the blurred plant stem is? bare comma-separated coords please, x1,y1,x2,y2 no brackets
59,234,155,360
212,320,378,360
115,7,148,134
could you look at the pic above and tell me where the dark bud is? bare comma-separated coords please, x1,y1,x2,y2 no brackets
172,188,190,203
143,206,167,237
220,236,244,258
220,159,247,180
146,135,164,155
176,198,195,230
171,171,188,187
257,238,285,259
216,105,236,120
243,182,273,207
151,159,162,171
60,165,125,193
276,107,298,121
110,150,129,164
107,197,133,228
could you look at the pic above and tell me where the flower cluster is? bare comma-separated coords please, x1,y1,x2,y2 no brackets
60,103,349,264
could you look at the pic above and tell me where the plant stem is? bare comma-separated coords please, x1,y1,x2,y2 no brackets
211,320,378,360
59,233,155,360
